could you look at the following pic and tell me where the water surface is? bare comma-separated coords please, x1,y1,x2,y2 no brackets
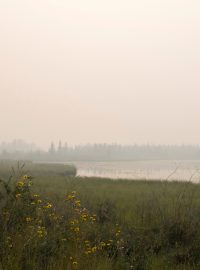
67,160,200,182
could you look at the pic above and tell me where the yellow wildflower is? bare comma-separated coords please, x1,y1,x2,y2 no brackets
67,194,75,200
28,181,33,186
85,250,92,255
91,246,97,253
116,230,121,236
25,217,32,222
15,193,22,199
37,230,43,237
90,216,96,222
37,226,47,238
75,200,81,207
74,227,80,233
17,181,25,187
81,214,88,221
44,203,52,209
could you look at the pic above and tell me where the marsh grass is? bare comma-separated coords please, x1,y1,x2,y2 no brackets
1,161,200,269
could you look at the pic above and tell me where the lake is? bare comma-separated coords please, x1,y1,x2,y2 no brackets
66,160,200,182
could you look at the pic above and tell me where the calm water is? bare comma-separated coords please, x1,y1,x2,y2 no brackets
66,160,200,182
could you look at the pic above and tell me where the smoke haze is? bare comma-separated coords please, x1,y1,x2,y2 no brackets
1,0,200,148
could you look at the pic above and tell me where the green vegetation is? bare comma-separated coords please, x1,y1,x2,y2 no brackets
0,160,77,179
1,161,200,270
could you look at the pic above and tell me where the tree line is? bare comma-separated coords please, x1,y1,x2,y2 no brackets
1,140,200,161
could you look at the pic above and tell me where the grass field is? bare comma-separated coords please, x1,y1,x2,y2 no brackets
1,161,200,270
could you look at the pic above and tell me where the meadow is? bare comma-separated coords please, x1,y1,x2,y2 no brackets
0,161,200,270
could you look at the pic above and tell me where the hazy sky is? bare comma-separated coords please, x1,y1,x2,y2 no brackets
0,0,200,148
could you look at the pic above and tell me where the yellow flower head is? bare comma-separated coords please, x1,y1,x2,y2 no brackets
17,181,25,187
91,246,97,253
37,200,42,204
67,194,75,200
25,217,32,222
44,203,52,209
74,227,80,233
85,250,92,255
37,226,47,238
75,200,81,207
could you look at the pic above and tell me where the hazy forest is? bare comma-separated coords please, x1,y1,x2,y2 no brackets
1,140,200,161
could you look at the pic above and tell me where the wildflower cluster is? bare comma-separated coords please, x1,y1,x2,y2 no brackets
63,191,124,267
0,175,125,270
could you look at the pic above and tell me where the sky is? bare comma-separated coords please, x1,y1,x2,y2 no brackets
0,0,200,149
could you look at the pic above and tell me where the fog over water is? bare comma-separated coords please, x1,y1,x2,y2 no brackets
69,160,200,183
1,0,200,149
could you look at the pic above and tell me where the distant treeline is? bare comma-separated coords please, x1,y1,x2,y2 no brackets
0,139,37,153
1,141,200,161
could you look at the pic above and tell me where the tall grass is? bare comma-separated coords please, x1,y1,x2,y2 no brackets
1,161,200,269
